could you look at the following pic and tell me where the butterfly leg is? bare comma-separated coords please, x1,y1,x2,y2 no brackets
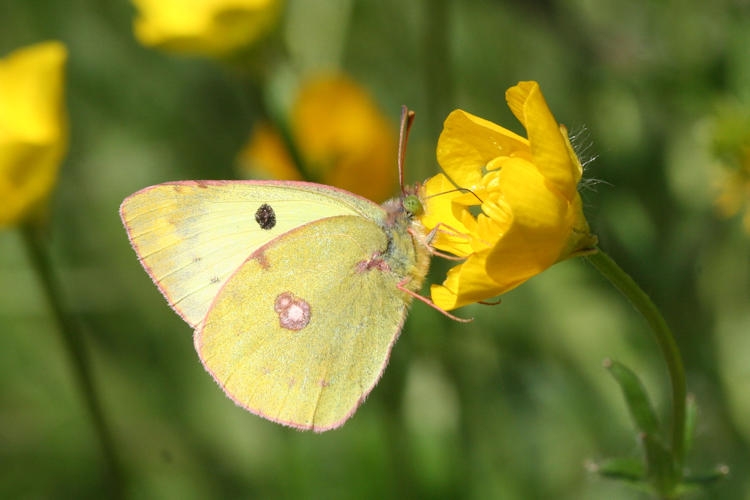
396,277,472,323
408,225,465,261
427,222,471,243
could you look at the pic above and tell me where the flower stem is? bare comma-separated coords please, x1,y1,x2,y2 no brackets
586,249,686,470
20,224,123,498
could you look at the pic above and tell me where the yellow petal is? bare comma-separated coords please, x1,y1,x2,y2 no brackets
484,157,570,283
505,81,578,201
133,0,282,56
472,210,508,250
436,109,529,188
0,41,68,227
0,41,67,142
430,251,520,310
421,174,474,256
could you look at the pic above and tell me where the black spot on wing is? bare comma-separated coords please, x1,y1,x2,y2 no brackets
255,203,276,230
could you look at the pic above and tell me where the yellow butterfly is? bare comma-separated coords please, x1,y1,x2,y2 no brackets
120,109,454,431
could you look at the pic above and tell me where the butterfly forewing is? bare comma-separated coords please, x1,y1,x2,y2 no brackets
120,180,384,327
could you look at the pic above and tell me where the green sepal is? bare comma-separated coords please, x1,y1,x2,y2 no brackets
604,359,661,437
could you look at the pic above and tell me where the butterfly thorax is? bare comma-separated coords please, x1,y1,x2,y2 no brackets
379,192,431,295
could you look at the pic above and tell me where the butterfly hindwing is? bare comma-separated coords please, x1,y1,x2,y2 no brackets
195,215,409,431
119,180,384,327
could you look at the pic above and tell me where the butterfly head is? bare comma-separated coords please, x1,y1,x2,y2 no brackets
403,193,423,218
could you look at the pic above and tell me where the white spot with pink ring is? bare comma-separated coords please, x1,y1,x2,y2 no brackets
274,292,311,331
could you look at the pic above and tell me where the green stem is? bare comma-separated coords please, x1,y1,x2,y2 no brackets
20,225,123,498
586,249,686,471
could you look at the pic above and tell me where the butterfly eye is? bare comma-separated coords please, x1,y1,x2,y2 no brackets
403,194,423,217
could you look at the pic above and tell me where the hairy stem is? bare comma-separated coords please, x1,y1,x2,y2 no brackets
587,249,686,470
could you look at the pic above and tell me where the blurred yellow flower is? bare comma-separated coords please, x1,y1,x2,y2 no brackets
711,103,750,234
238,75,398,202
132,0,282,57
0,41,68,227
420,81,598,310
715,146,750,233
238,121,302,181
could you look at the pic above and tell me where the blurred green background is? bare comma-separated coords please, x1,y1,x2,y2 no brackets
2,0,749,498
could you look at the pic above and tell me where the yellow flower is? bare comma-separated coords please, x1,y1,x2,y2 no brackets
0,41,68,227
238,122,302,181
132,0,282,57
237,75,398,203
715,146,750,233
711,103,750,234
420,81,597,310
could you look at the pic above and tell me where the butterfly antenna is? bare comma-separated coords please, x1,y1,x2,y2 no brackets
398,105,416,197
426,187,485,205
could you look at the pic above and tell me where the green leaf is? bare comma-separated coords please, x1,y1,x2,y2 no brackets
592,457,645,481
683,464,730,485
604,359,661,437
